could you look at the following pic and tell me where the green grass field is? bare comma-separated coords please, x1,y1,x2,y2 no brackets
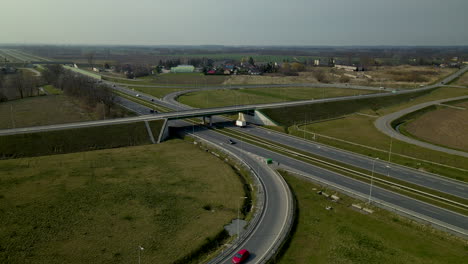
0,96,96,130
178,87,377,108
0,120,163,159
42,85,63,95
0,95,134,130
0,140,245,264
277,171,468,264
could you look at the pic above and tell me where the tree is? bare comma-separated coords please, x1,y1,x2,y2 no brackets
248,57,255,66
290,62,305,72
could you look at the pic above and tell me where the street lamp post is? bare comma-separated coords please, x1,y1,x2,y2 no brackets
368,158,379,204
237,196,248,240
386,136,393,168
138,246,144,264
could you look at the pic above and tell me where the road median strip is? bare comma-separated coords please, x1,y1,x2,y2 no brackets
213,126,468,216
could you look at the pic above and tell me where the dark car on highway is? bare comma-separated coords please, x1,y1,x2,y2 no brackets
228,139,236,145
232,249,249,263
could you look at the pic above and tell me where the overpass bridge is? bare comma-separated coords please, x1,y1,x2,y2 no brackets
0,79,461,138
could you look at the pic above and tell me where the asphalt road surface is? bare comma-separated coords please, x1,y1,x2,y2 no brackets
191,126,468,237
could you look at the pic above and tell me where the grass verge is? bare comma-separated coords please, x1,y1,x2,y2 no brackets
275,171,467,264
215,127,468,215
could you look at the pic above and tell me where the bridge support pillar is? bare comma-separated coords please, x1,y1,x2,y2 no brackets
157,119,170,143
209,116,213,127
239,111,277,126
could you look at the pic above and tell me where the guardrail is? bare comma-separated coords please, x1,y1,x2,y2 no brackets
256,169,295,263
286,168,468,239
193,134,295,264
191,135,266,264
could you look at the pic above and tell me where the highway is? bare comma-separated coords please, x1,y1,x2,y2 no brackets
235,125,468,199
375,95,468,158
150,81,468,200
109,67,468,238
188,127,293,264
1,52,467,261
190,126,468,235
2,68,467,199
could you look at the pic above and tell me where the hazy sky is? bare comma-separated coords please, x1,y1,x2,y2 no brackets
2,0,467,46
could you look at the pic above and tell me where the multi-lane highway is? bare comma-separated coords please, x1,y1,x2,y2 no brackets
1,51,467,262
191,126,468,235
102,66,468,238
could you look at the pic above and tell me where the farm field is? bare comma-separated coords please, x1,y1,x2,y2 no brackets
0,140,244,264
178,87,377,108
278,171,467,264
403,101,468,152
223,66,455,88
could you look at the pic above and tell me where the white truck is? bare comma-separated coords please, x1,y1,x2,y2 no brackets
236,120,247,127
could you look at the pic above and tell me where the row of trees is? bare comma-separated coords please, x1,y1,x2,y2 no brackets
114,64,153,79
0,71,39,102
44,65,116,114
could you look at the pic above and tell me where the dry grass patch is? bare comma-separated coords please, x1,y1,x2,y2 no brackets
404,102,468,152
223,66,455,89
454,71,468,87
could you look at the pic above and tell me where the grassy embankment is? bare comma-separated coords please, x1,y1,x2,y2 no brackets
178,87,378,108
276,171,467,264
0,140,245,264
262,87,468,182
0,120,164,159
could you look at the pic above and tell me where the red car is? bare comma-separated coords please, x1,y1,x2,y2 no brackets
232,249,250,263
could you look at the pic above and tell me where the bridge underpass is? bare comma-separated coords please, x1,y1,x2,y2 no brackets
158,109,277,142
